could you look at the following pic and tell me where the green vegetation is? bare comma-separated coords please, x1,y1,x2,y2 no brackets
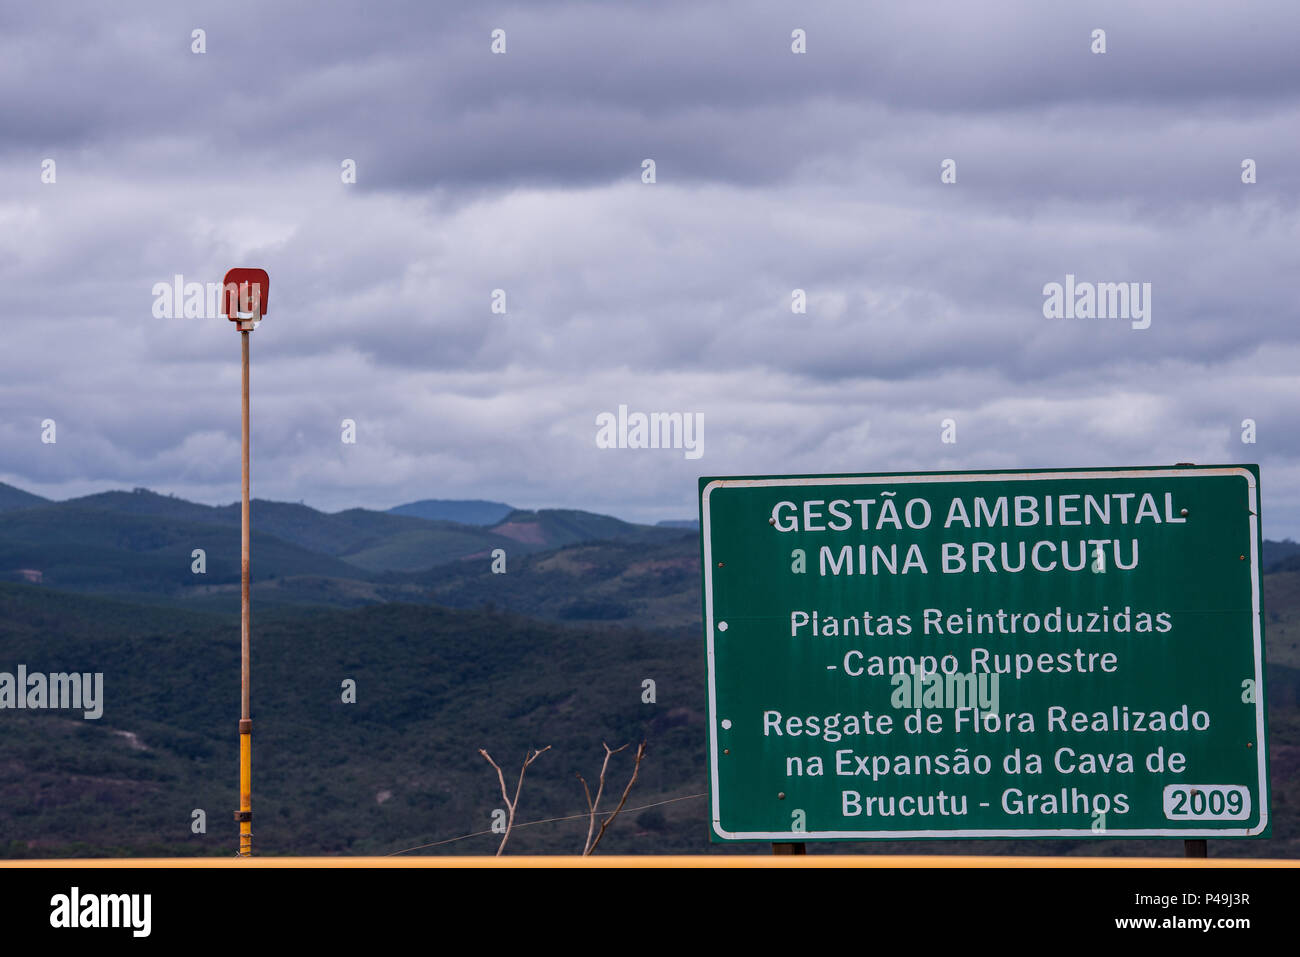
0,584,708,857
412,538,701,634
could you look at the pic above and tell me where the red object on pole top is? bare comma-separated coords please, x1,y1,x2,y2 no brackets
223,268,270,322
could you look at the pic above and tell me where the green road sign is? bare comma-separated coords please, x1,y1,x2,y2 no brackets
698,466,1269,841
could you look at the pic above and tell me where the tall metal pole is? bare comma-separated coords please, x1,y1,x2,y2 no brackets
237,327,253,856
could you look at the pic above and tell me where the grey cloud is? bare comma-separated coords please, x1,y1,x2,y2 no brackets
1,0,1296,537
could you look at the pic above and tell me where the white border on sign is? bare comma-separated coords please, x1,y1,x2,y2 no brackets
701,468,1268,840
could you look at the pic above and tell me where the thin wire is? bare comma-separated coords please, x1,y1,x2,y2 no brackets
385,791,707,856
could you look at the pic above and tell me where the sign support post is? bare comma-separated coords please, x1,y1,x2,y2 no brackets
223,268,269,858
238,323,252,857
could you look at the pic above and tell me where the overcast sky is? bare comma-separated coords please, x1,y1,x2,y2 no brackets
2,0,1297,533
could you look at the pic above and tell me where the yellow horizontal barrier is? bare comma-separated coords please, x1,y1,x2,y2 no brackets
2,855,1296,868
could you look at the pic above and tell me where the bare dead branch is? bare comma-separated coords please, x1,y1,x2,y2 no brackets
577,773,594,853
579,741,630,854
586,740,647,855
479,749,508,804
480,745,550,855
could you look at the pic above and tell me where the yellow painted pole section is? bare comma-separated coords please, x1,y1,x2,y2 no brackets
238,328,252,857
239,724,251,854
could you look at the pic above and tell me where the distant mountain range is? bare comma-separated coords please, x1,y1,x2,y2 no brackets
1266,539,1300,569
0,481,694,608
388,499,514,526
0,482,47,512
